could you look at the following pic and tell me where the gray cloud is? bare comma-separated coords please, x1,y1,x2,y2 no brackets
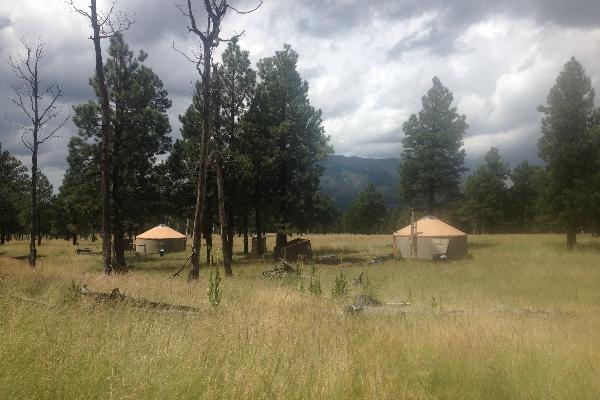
0,16,11,29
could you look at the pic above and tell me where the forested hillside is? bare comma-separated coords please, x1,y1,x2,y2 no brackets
320,155,400,211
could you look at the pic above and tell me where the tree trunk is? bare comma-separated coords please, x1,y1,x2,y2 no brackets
113,228,126,270
254,175,264,256
566,222,577,251
28,63,39,267
91,0,112,274
1,226,5,244
215,155,232,276
204,223,212,265
112,109,126,271
29,148,38,267
188,43,212,281
37,208,41,246
213,65,232,277
276,132,287,259
227,202,235,260
275,232,287,259
427,187,434,215
243,205,249,255
72,232,78,246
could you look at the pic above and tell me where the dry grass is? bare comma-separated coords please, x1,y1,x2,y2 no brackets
1,234,600,399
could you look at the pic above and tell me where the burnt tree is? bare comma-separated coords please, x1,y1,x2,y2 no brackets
176,0,261,281
69,0,132,273
9,39,68,267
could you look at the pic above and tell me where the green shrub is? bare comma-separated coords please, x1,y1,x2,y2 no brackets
207,269,222,308
331,270,349,298
309,266,321,296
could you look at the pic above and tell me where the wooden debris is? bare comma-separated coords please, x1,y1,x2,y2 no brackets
80,287,200,313
75,248,102,255
315,255,367,265
275,238,312,262
343,295,411,316
10,294,55,308
169,252,194,279
262,260,296,279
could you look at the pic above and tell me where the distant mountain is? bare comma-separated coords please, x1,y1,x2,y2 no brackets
320,155,401,211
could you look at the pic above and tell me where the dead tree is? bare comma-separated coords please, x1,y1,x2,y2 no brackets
176,0,261,281
68,0,132,274
9,39,68,267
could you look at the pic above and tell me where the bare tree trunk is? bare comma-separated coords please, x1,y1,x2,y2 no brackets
203,217,212,265
254,174,264,256
227,202,235,259
26,56,41,267
427,187,434,216
180,0,262,279
72,232,77,246
188,43,212,281
91,0,112,274
243,205,249,255
255,213,263,256
29,140,38,266
37,214,42,246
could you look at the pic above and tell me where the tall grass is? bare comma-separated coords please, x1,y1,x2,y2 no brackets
0,234,599,399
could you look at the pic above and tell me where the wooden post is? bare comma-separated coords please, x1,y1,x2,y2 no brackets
410,209,414,259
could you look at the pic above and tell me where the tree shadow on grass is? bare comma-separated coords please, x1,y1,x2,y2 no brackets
313,247,361,256
229,251,277,264
131,265,181,273
468,242,497,250
11,255,45,261
576,241,600,253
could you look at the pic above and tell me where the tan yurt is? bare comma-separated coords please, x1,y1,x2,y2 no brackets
135,225,186,254
393,216,467,260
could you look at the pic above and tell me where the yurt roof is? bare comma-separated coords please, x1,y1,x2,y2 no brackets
393,216,466,237
137,225,186,239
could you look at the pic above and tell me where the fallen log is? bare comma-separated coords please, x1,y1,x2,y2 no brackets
10,294,55,308
169,252,194,279
80,287,200,313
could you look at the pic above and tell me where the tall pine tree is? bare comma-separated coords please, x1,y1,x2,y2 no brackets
538,57,596,250
464,147,509,234
0,143,29,244
66,34,171,266
244,45,332,254
399,77,467,214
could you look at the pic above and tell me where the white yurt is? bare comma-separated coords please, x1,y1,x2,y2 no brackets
135,225,186,254
393,216,467,260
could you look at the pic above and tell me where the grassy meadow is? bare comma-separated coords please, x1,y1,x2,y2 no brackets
1,234,600,399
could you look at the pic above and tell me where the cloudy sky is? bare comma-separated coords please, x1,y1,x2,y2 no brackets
1,0,600,189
